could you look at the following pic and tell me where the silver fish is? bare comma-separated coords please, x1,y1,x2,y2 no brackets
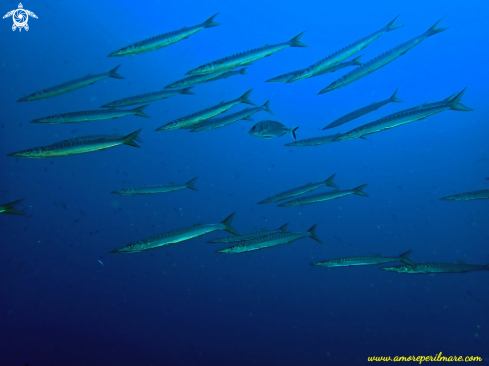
190,100,273,132
381,261,489,274
248,120,299,139
57,133,143,144
319,18,448,94
31,105,150,124
165,68,248,89
7,129,142,158
111,177,198,195
440,189,489,201
216,224,322,253
311,250,413,267
0,199,25,215
285,133,341,147
288,15,403,83
258,174,338,204
156,89,256,131
208,223,289,243
17,65,124,102
266,56,363,83
334,88,472,142
108,14,220,57
186,32,308,75
323,89,402,130
278,184,368,207
110,213,239,253
101,87,194,108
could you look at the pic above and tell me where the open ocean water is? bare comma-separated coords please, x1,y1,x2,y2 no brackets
1,0,488,365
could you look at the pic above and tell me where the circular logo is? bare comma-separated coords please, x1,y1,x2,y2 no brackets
13,8,28,28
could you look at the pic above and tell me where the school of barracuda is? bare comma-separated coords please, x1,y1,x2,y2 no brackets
4,13,489,275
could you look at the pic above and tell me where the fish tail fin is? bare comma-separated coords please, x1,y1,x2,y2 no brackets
239,67,248,75
122,129,142,148
447,88,473,111
351,55,363,65
288,31,308,47
221,212,239,235
1,199,25,215
278,222,289,232
399,250,414,265
389,88,402,103
132,105,151,118
424,17,449,37
262,100,274,115
325,174,339,188
239,89,256,106
385,14,404,31
203,13,220,28
290,126,299,139
353,184,368,197
307,224,323,244
108,64,124,79
181,87,195,95
185,177,199,191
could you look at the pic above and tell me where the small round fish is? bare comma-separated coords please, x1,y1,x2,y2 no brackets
248,120,299,139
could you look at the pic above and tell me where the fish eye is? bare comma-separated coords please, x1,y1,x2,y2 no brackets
24,150,31,154
199,66,205,70
128,244,133,248
121,47,126,51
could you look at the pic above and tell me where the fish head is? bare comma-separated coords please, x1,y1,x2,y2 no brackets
7,147,46,158
310,261,335,268
156,121,180,131
165,80,184,89
31,114,64,124
111,188,133,195
286,69,311,83
380,265,412,273
258,196,276,204
17,90,45,102
319,79,342,94
277,201,292,207
440,195,458,201
186,63,214,75
216,245,244,254
108,45,135,57
248,123,264,137
333,130,360,142
110,239,148,254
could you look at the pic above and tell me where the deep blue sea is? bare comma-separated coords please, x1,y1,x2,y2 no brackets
1,0,488,365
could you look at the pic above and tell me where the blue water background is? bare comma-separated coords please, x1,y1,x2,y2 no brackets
1,0,488,364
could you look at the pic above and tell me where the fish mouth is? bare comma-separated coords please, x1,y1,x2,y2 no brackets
107,51,120,57
164,84,177,89
17,96,29,102
30,119,45,123
110,191,121,194
110,249,122,254
7,152,20,157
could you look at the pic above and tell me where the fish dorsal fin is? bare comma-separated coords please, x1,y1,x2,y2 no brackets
457,260,466,264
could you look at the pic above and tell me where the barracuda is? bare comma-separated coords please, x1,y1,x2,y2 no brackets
323,89,402,130
17,65,124,102
108,14,220,57
311,250,413,268
258,174,338,204
284,133,341,147
381,261,489,274
165,68,248,89
110,213,238,253
287,15,403,83
101,87,194,108
208,223,289,243
440,189,489,201
155,89,256,131
334,89,472,141
278,184,368,207
186,32,308,75
7,129,142,158
216,224,322,253
111,177,198,195
319,18,448,94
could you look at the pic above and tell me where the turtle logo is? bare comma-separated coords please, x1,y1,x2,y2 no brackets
3,3,38,32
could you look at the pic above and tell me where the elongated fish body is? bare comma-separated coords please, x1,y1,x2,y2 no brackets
288,16,403,83
266,56,363,83
112,177,198,195
17,65,124,102
279,184,368,207
31,105,150,124
156,89,256,131
259,175,338,204
165,68,248,89
208,223,289,243
186,32,308,75
216,224,322,253
190,100,273,132
101,87,194,108
381,262,489,274
108,14,220,57
285,133,341,147
111,213,238,253
0,199,25,215
311,250,413,268
249,120,299,139
319,18,448,94
57,133,143,144
7,129,142,158
324,89,402,130
440,189,489,201
335,89,472,142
